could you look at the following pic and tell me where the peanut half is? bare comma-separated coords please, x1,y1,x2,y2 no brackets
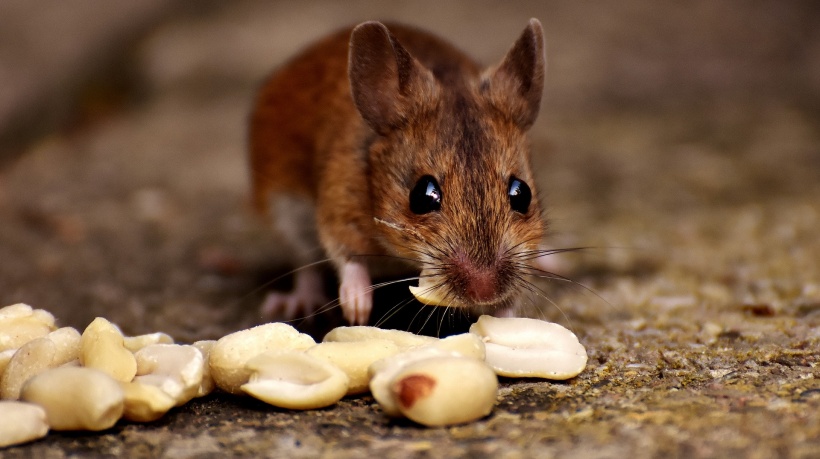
0,401,49,448
323,326,436,349
369,346,469,417
120,381,176,423
0,350,14,379
0,338,55,400
80,317,137,382
133,344,204,406
241,350,349,410
423,332,486,360
469,315,587,379
20,366,124,431
123,332,174,353
389,356,497,427
0,304,56,352
209,323,315,395
305,339,399,395
192,340,216,397
408,269,465,307
0,327,81,400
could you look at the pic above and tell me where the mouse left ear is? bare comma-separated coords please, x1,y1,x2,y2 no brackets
482,18,545,130
349,22,437,135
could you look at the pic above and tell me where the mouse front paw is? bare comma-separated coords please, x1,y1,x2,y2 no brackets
259,268,328,321
339,261,373,325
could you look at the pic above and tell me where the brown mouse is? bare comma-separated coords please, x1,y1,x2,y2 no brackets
249,19,547,325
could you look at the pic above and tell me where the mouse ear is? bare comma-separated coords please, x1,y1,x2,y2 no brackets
349,22,436,135
482,18,545,130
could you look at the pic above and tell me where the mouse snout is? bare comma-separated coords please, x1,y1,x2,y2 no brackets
463,268,498,303
450,250,505,304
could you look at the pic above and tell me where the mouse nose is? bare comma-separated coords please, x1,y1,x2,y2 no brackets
464,268,498,303
448,250,501,304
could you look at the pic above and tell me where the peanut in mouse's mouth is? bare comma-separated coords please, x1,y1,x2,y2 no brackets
408,269,513,309
409,271,465,307
408,270,465,308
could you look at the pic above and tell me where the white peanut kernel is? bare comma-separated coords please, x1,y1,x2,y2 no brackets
134,344,204,406
192,340,216,397
123,332,174,353
241,350,349,410
209,323,316,395
0,304,56,352
80,317,137,382
0,302,592,437
305,339,399,394
120,381,176,423
323,326,436,349
469,315,587,379
0,401,49,448
20,366,124,431
389,356,497,427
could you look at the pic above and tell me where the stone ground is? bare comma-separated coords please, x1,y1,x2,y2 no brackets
1,1,819,457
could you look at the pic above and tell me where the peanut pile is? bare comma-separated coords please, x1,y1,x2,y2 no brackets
0,303,587,448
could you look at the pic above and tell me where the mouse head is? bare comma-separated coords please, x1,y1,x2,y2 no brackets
349,20,546,314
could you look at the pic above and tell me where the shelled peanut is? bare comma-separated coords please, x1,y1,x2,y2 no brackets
0,302,588,448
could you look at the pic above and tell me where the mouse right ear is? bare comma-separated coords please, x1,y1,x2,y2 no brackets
482,18,546,130
349,22,437,135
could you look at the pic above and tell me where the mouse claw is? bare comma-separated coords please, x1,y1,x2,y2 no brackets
339,261,373,325
259,268,328,322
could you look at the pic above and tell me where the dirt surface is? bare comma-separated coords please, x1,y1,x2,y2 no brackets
1,1,819,457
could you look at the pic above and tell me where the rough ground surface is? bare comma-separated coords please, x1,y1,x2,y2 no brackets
1,1,819,458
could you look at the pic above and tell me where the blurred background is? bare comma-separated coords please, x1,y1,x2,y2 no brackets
0,0,818,339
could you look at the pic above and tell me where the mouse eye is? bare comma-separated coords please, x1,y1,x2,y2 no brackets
410,175,442,214
508,177,531,214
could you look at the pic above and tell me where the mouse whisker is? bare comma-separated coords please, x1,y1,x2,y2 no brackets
511,262,572,282
416,286,462,337
355,230,450,266
517,263,614,311
512,274,576,334
418,306,440,336
363,274,460,331
511,246,591,262
501,235,541,258
403,277,456,334
372,217,448,262
238,258,335,309
373,217,431,247
514,244,640,262
372,294,420,329
285,270,424,325
287,297,343,325
436,304,461,338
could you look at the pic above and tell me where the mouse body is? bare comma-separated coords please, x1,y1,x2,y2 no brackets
249,19,547,325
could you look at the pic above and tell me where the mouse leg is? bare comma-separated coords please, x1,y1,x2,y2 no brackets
338,261,372,325
259,195,329,321
260,267,328,320
314,138,380,325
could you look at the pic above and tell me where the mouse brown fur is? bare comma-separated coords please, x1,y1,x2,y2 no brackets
249,19,547,325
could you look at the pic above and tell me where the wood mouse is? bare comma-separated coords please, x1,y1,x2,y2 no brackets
249,19,547,325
